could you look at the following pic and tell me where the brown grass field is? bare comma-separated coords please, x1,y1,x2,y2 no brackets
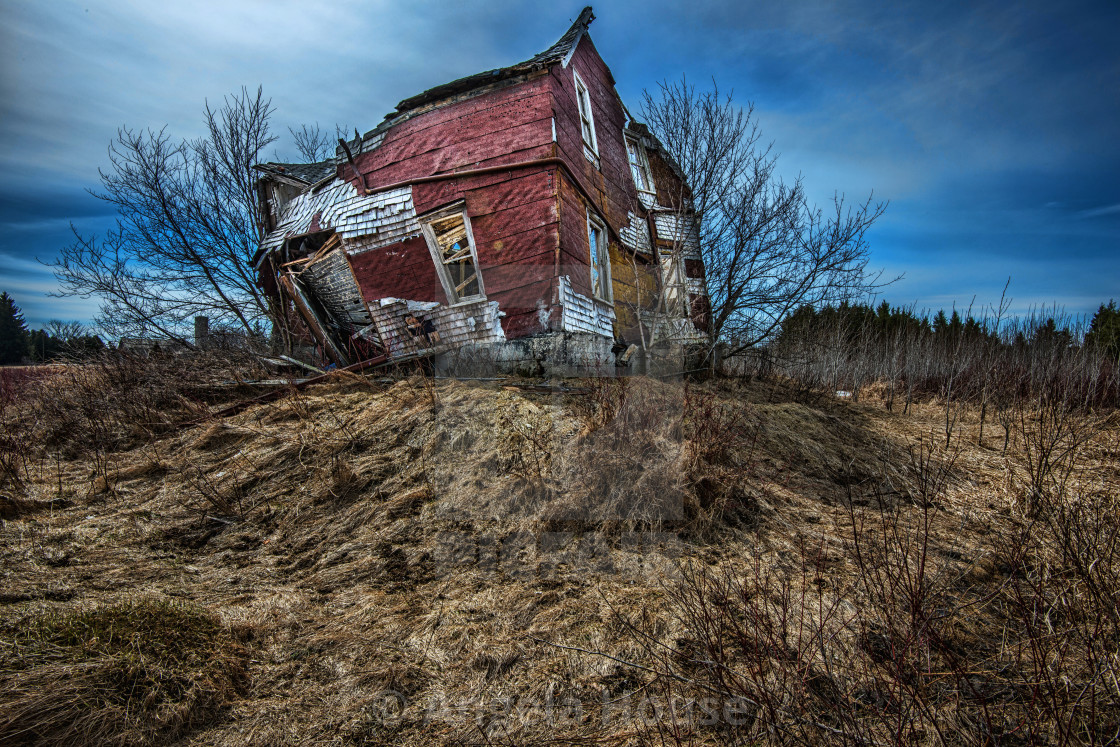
1,361,1118,745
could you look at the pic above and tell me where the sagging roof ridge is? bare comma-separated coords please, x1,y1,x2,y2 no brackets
337,7,595,160
394,7,594,114
257,8,595,187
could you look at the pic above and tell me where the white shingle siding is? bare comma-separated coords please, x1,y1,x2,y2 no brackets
653,213,701,260
363,298,505,360
556,275,615,338
260,181,421,260
618,212,651,254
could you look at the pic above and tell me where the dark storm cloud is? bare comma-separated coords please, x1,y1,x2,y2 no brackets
0,0,1116,328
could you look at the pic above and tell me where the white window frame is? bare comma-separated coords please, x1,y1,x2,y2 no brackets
625,134,655,195
573,70,598,155
419,201,486,305
658,248,690,316
586,210,612,303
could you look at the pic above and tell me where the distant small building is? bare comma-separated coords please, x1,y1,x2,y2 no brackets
253,7,707,370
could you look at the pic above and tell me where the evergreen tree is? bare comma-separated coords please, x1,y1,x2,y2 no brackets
1086,300,1120,363
948,310,964,338
932,309,949,335
27,329,64,362
1032,317,1072,354
0,292,30,364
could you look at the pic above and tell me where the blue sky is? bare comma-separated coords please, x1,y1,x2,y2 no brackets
1,0,1117,328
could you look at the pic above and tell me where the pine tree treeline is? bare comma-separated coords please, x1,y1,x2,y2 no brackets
1085,300,1120,363
25,327,104,362
0,293,103,365
766,299,1120,414
776,299,1120,351
0,292,29,365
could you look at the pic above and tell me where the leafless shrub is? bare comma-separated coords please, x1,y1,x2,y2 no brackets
544,379,686,530
679,385,765,530
1013,374,1107,515
1,350,269,492
0,367,56,489
992,486,1120,744
180,460,248,520
546,379,765,534
0,406,32,490
602,425,1119,745
497,404,555,491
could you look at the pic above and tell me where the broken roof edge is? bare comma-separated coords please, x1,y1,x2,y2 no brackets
254,160,338,186
393,7,594,115
333,7,597,159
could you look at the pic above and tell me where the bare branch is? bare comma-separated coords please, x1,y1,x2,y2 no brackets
45,87,278,341
641,77,892,360
289,123,335,162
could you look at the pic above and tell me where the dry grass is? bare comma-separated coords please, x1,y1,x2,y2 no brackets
0,365,1117,745
0,599,247,746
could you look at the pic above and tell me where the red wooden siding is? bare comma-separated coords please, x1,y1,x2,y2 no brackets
352,80,556,191
348,236,443,305
261,21,710,349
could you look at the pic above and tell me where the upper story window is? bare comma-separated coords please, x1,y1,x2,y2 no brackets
419,202,485,304
573,70,598,154
587,210,612,303
625,135,655,194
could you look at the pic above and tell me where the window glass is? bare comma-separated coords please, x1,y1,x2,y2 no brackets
627,139,651,192
574,73,597,152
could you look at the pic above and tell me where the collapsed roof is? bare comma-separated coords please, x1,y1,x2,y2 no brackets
254,160,337,187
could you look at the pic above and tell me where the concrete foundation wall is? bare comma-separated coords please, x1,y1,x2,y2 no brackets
434,332,702,379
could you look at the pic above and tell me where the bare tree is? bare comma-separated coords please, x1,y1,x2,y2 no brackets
48,87,278,344
289,123,333,162
45,320,84,341
289,123,355,163
640,78,889,362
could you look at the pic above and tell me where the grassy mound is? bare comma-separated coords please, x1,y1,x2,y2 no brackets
0,599,247,746
2,368,1117,744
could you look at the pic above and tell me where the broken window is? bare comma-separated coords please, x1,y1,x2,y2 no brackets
587,211,612,302
625,135,654,194
573,70,598,154
420,202,484,304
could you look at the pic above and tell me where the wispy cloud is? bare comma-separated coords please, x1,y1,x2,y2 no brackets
1079,203,1120,219
0,252,101,328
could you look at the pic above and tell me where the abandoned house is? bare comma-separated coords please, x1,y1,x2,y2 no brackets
253,7,708,373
